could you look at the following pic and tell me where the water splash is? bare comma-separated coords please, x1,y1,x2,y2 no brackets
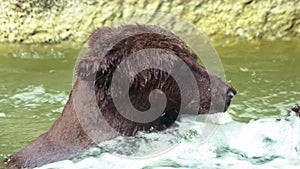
36,112,300,169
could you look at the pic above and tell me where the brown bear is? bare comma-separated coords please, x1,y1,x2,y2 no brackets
2,24,236,169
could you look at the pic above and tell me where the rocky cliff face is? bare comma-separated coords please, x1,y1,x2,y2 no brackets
0,0,299,44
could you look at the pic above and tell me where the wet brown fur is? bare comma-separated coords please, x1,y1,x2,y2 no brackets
3,24,235,168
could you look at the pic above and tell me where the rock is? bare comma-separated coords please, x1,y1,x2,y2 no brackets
0,0,299,44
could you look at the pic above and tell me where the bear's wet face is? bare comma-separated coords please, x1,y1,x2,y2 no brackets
76,30,237,136
3,24,236,169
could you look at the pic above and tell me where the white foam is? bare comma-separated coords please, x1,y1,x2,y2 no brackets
36,114,300,169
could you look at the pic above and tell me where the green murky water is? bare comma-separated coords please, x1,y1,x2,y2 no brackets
0,39,299,166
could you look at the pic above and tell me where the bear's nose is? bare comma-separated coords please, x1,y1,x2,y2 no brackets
227,87,237,100
224,87,237,111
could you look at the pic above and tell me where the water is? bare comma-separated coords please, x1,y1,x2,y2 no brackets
37,114,300,169
0,39,300,168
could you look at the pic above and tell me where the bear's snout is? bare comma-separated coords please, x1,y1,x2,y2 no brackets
225,86,237,112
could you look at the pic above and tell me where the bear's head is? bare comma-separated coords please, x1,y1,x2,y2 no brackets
75,24,236,136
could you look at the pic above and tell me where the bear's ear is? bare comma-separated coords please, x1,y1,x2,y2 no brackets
75,57,99,81
76,26,115,81
75,56,111,83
